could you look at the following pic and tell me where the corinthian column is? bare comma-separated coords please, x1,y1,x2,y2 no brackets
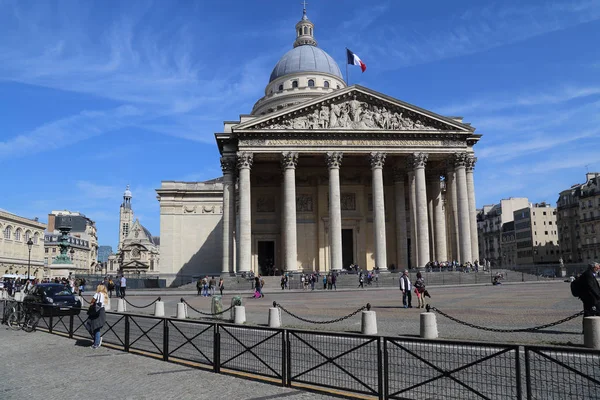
282,152,299,271
220,156,236,275
326,152,343,271
370,152,387,271
432,173,448,262
454,153,472,264
237,152,253,273
407,169,418,268
410,152,430,269
445,160,459,262
393,166,408,270
466,155,479,262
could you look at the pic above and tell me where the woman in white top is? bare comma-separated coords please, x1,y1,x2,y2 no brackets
86,284,107,349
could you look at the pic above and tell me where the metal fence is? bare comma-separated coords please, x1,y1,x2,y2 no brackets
3,299,599,400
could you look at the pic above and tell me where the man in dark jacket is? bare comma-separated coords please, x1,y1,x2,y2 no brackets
580,262,600,318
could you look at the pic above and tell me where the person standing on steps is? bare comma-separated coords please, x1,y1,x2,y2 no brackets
218,277,224,296
400,270,413,308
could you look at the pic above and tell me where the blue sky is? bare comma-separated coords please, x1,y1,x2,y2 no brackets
1,0,599,250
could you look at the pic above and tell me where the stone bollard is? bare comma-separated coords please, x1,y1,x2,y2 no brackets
361,303,377,335
233,306,246,324
269,302,281,328
154,297,165,317
420,312,438,339
14,291,23,302
117,298,126,313
176,301,187,319
230,295,243,322
105,297,111,311
584,316,600,350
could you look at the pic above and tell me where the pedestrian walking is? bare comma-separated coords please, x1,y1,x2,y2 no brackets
323,275,327,290
331,273,337,290
575,262,600,329
219,278,224,296
196,278,203,296
107,278,115,298
209,276,216,296
120,275,126,298
86,284,107,349
414,272,426,308
358,273,364,289
400,270,413,308
114,277,121,299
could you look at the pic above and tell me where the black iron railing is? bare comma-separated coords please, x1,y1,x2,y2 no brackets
3,299,600,400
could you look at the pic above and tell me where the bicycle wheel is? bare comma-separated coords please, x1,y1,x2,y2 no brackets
22,312,40,333
7,311,23,331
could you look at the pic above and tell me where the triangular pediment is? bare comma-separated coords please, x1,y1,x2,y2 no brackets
234,85,474,133
125,219,151,242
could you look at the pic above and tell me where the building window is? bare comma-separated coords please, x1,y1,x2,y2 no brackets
303,26,308,34
45,248,49,253
25,231,31,242
308,79,315,87
324,81,330,88
14,229,21,241
52,248,56,253
543,211,547,215
298,28,301,36
278,84,283,91
545,231,548,235
292,80,298,88
337,85,341,89
3,226,11,239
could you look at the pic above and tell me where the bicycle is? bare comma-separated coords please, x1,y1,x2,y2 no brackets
7,302,41,333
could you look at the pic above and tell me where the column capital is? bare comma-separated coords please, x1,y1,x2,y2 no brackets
236,152,254,170
369,152,387,169
453,152,469,168
220,156,237,174
325,152,343,169
281,152,299,169
392,165,405,182
466,154,477,172
408,152,428,170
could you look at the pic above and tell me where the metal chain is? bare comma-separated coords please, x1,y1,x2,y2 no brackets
428,305,584,333
182,299,234,316
124,297,160,309
274,302,368,324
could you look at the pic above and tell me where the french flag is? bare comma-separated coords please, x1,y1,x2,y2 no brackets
346,48,366,72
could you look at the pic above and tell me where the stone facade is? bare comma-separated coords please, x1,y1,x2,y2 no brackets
513,203,559,265
0,210,46,279
557,172,600,263
156,8,482,281
477,198,529,267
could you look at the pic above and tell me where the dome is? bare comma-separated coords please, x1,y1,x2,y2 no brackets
269,46,343,83
124,185,132,198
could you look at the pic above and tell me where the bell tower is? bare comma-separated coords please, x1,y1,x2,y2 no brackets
118,185,134,250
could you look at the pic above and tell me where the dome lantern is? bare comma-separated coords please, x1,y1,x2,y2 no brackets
294,3,317,48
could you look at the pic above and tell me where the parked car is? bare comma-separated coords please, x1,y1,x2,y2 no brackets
23,283,82,316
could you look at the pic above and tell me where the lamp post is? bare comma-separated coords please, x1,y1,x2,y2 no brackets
27,238,33,280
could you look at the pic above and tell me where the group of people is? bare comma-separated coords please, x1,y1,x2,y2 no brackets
424,260,482,273
398,270,431,309
101,275,127,299
196,276,224,297
299,273,338,291
357,271,377,288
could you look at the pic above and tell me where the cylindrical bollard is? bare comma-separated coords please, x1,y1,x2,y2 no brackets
233,305,246,324
361,311,377,335
420,312,438,339
14,292,23,302
268,307,281,328
154,301,165,317
584,316,600,349
117,298,126,312
105,297,111,311
176,302,187,319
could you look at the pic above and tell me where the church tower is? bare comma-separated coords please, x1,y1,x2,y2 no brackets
118,185,134,250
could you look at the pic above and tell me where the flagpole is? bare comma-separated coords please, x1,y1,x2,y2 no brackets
345,47,350,85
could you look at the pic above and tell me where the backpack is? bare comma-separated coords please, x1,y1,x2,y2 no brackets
571,275,583,298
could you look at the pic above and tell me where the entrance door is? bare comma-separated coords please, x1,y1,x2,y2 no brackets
257,241,275,276
342,229,354,270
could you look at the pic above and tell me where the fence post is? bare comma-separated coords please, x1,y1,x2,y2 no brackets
214,324,220,373
163,318,169,362
377,337,384,400
524,347,531,400
124,315,130,352
514,345,522,400
286,330,292,387
281,329,287,387
49,310,54,334
383,338,389,399
69,314,74,339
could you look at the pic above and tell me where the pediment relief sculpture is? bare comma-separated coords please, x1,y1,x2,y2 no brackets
261,96,448,131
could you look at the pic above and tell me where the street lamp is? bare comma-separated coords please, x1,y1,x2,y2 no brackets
27,238,33,280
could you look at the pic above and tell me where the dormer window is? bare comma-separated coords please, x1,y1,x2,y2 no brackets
292,80,298,88
324,81,330,88
308,79,315,87
278,84,283,91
